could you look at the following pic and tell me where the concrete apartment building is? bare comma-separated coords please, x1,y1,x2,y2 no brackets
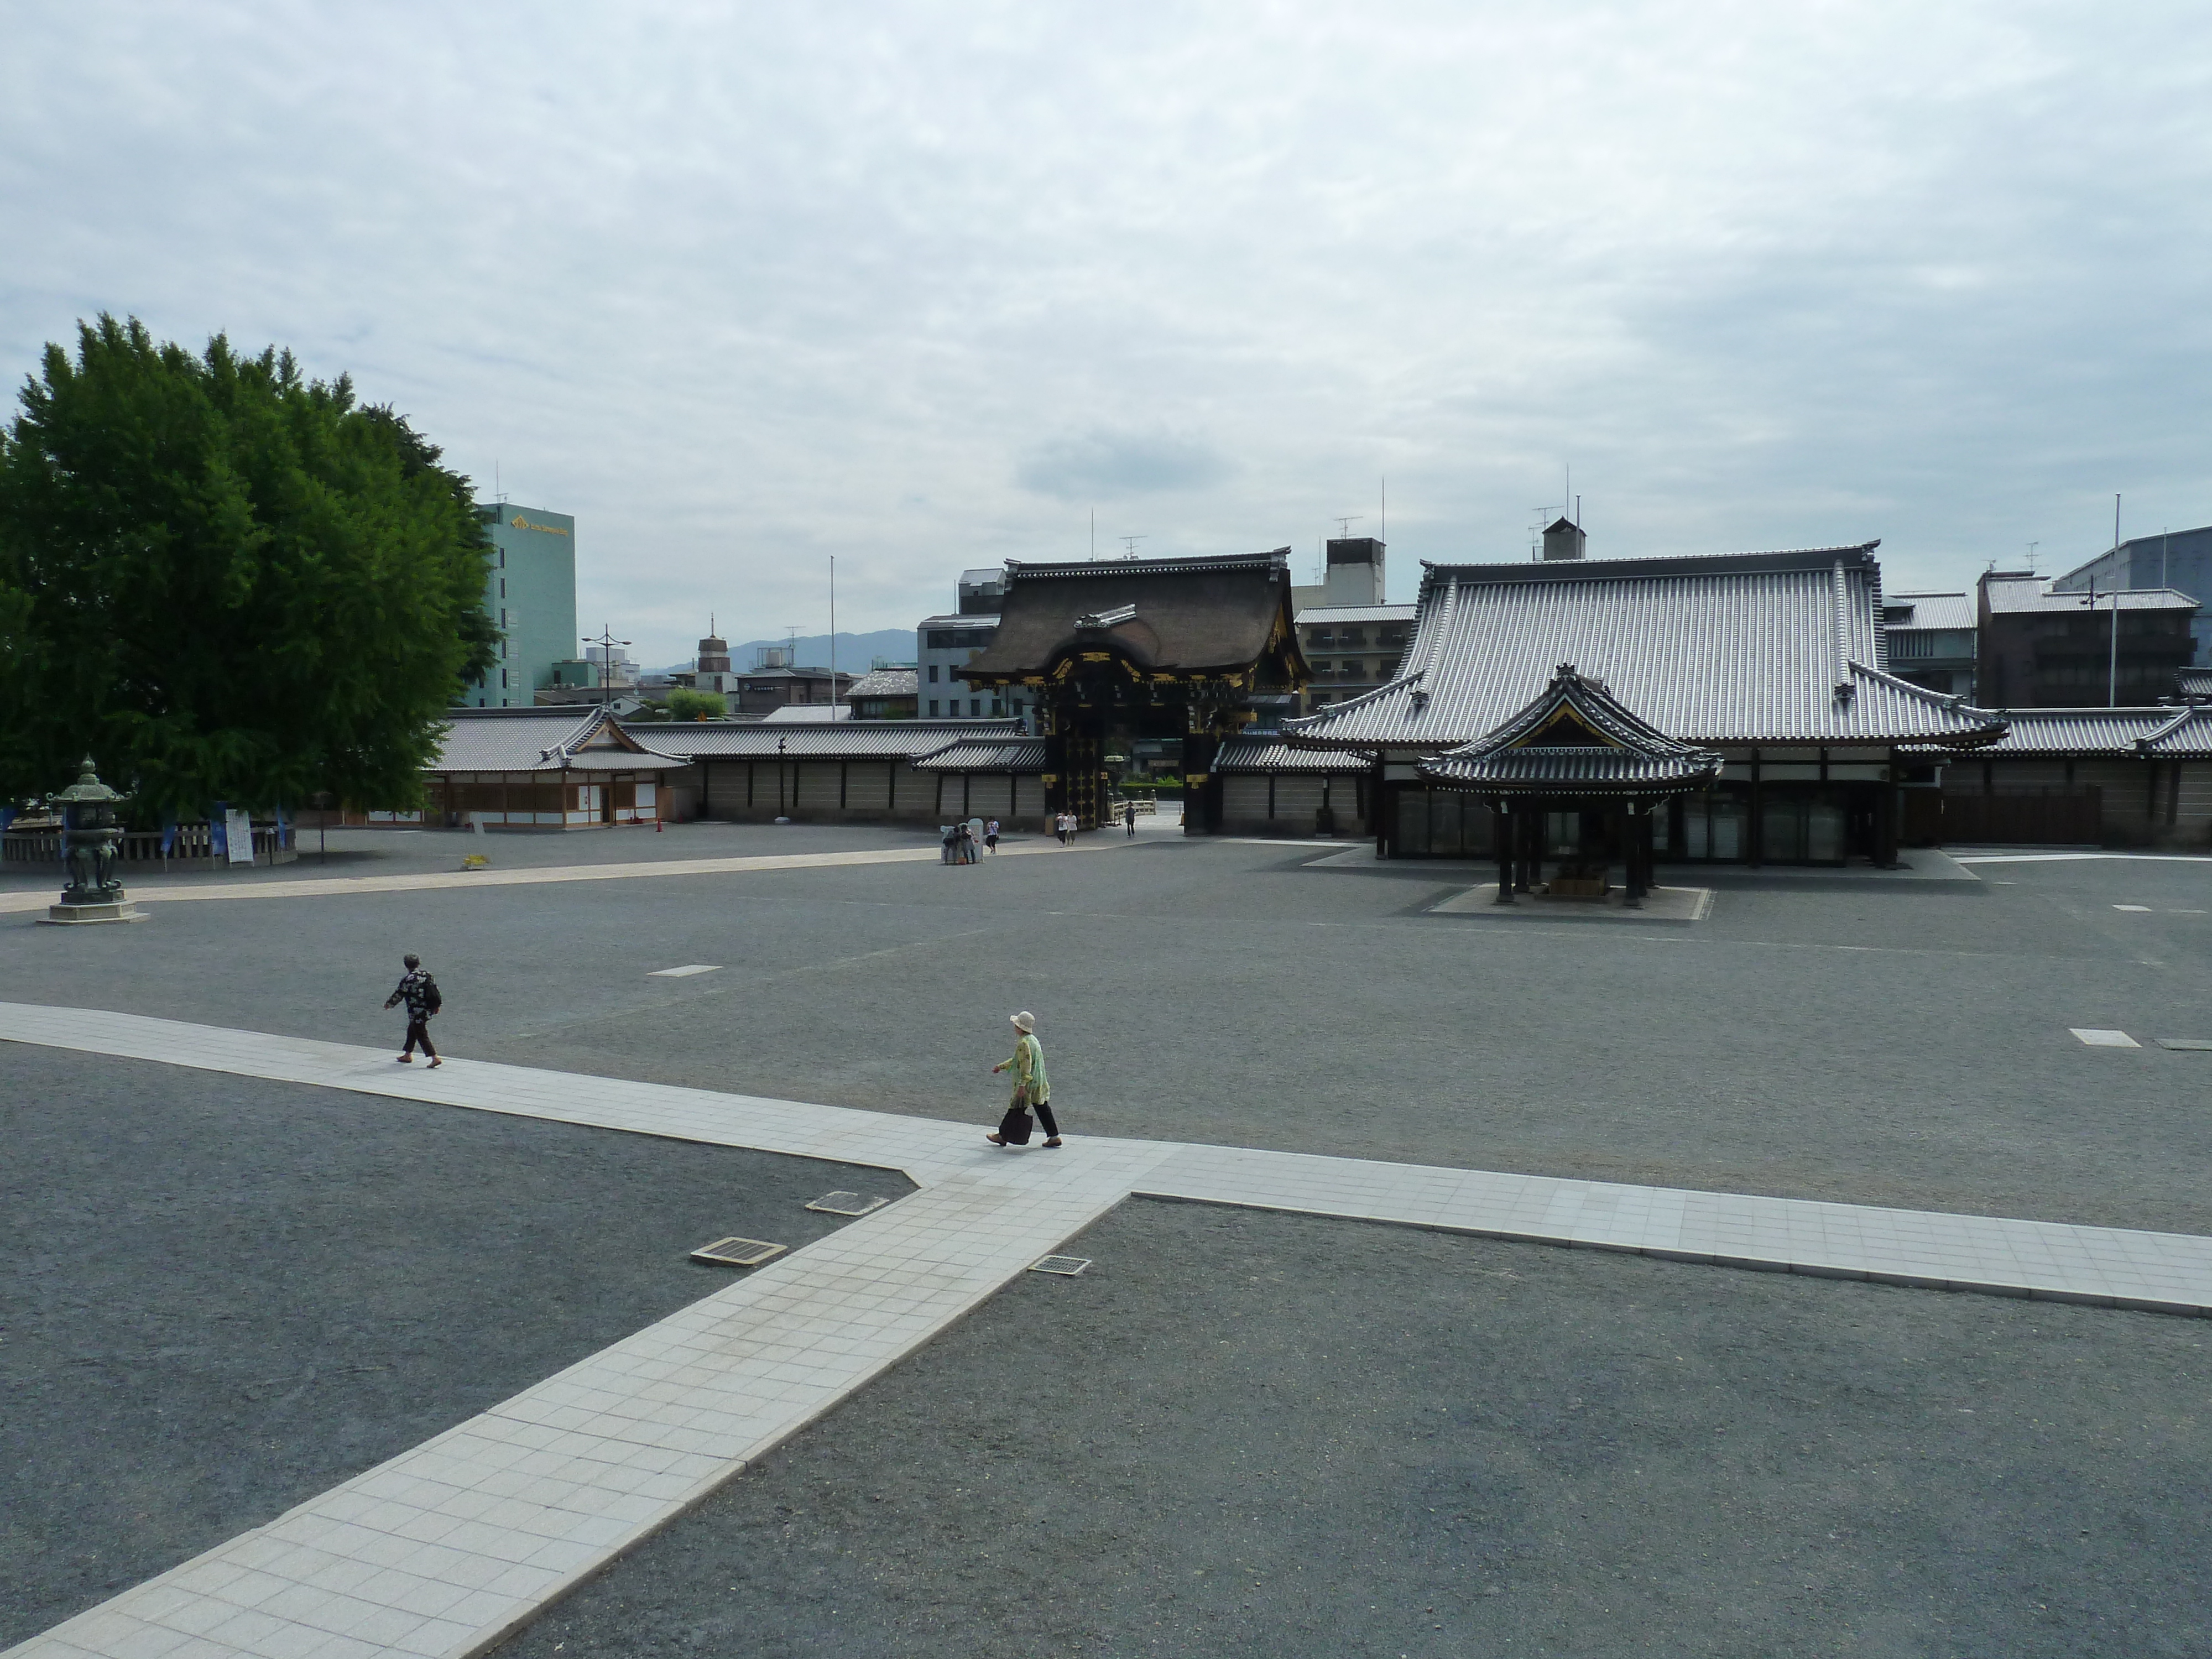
1884,591,1977,698
460,502,579,709
1292,535,1415,714
920,568,1024,723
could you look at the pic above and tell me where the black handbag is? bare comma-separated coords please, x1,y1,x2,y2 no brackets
996,1104,1035,1145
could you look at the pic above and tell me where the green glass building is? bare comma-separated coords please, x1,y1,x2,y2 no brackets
460,502,580,708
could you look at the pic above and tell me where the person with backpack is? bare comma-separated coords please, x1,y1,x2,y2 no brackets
383,953,443,1067
986,1010,1061,1148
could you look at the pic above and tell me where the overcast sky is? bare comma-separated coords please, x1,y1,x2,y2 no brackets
5,2,2209,667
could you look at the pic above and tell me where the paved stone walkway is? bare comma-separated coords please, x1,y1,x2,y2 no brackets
10,1002,2212,1658
0,837,1129,918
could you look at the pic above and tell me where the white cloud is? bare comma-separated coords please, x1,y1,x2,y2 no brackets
4,1,2210,666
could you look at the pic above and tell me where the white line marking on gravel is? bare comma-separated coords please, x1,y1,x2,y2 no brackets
2070,1028,2141,1047
647,964,722,977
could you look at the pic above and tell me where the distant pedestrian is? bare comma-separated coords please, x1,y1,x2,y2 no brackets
383,953,442,1067
940,823,958,864
984,817,1000,853
967,817,985,860
986,1010,1061,1149
1055,811,1069,846
1124,800,1138,837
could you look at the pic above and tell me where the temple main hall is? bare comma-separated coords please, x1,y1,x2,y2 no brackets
1281,537,2008,874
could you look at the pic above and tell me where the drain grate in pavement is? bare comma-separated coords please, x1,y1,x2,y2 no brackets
1030,1255,1091,1276
806,1191,889,1217
689,1237,787,1267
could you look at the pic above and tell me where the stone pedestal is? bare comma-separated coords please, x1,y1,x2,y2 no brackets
41,896,147,925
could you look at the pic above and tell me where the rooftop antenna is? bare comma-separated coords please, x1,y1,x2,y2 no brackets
1090,507,1095,559
1529,505,1564,559
2026,541,2038,571
494,458,500,503
829,555,838,709
1575,493,1581,527
2163,525,2171,588
1334,515,1361,540
2115,493,2122,556
1380,477,1386,542
1119,534,1146,558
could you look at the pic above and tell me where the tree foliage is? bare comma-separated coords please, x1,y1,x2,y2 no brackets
664,687,727,720
0,315,496,817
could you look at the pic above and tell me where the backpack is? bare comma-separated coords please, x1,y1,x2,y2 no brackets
420,974,442,1015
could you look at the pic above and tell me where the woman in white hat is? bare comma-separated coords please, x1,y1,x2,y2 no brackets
987,1010,1062,1147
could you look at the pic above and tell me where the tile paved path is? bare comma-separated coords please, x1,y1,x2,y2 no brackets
0,836,1125,919
9,1001,2212,1658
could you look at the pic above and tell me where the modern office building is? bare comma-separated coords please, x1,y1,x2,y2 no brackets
460,503,580,708
1975,569,2196,708
2051,524,2212,665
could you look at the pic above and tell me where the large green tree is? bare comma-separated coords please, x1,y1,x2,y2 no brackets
0,315,495,817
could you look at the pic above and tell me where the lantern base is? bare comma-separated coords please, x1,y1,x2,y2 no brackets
41,899,147,925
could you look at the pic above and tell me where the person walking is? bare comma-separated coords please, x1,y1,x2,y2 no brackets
1124,800,1139,837
1055,811,1068,846
984,817,1000,853
987,1010,1061,1147
383,953,442,1067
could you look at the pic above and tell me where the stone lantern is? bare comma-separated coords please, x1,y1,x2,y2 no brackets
41,757,145,925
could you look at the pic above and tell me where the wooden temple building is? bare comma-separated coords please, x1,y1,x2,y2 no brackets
316,707,692,829
630,718,1046,826
956,550,1310,831
1281,541,2009,875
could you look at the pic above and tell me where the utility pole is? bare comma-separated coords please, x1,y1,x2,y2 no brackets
830,556,838,710
582,624,630,712
2109,589,2121,708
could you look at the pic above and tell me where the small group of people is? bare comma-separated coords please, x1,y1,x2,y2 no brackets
1052,804,1141,843
941,817,1001,863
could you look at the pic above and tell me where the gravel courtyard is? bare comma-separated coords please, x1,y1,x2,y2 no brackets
4,823,2209,1655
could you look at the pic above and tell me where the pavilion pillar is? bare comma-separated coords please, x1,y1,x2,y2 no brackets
1494,802,1514,904
1874,769,1899,869
1623,803,1646,906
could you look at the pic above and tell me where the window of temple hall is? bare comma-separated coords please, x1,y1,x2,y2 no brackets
928,699,940,716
